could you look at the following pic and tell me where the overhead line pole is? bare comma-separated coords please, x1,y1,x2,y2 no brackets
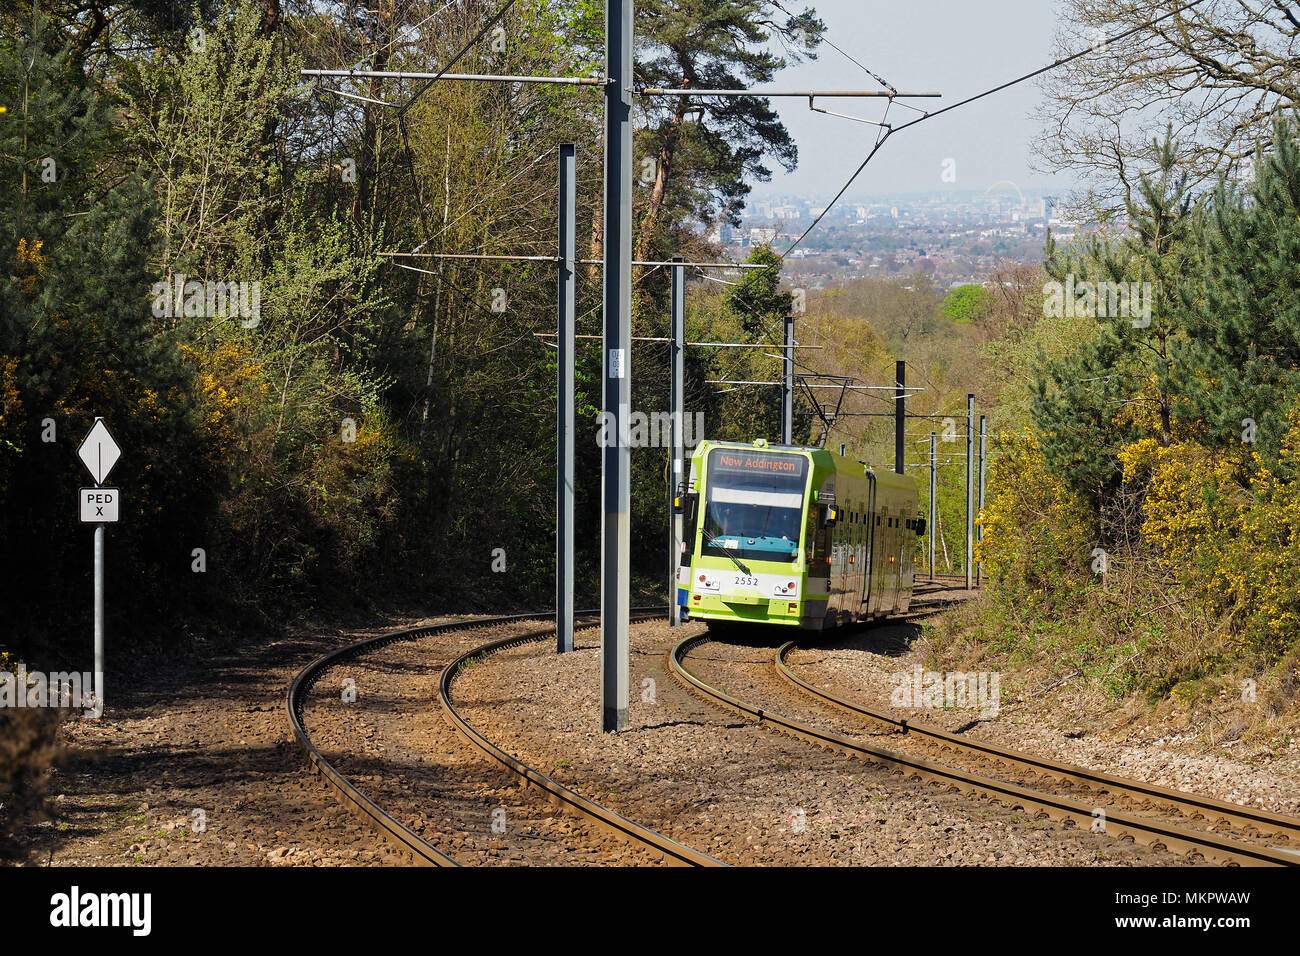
601,0,633,733
894,359,905,475
782,310,794,445
977,414,987,589
669,257,685,626
966,393,975,591
928,431,936,583
556,143,576,653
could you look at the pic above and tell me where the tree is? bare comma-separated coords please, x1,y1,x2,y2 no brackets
0,12,209,653
1031,129,1199,513
1037,0,1299,217
631,0,823,262
1170,111,1300,473
941,284,992,325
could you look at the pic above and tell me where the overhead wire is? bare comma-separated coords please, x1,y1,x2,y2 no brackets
721,0,1213,434
770,0,1210,267
356,0,1212,434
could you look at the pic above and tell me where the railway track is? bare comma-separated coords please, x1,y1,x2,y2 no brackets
287,609,724,867
669,631,1300,866
775,641,1300,848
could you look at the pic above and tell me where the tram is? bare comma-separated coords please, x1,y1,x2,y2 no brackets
674,439,923,630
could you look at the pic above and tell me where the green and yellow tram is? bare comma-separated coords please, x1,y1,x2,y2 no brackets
674,439,924,630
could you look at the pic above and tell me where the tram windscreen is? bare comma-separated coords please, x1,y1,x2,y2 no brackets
702,449,807,562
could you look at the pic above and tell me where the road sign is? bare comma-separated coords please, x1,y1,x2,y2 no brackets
79,487,120,523
74,416,121,719
77,418,121,486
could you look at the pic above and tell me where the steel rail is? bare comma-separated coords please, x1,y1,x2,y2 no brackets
669,633,1298,867
439,613,728,867
289,609,724,866
775,641,1300,843
287,614,554,866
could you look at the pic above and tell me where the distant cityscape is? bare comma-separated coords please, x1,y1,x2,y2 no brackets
718,187,1086,289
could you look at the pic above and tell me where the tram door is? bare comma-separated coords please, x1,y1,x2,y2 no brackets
861,473,876,614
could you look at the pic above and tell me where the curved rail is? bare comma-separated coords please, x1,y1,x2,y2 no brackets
438,615,727,867
669,633,1298,867
289,609,725,866
775,640,1300,842
288,612,575,865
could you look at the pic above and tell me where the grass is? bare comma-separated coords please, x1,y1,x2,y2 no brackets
457,653,487,674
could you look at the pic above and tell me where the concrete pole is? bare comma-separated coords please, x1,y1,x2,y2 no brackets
601,0,633,732
556,143,576,652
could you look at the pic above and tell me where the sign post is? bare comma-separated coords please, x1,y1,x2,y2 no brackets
77,417,121,717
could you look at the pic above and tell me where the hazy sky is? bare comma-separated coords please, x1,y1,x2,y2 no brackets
754,0,1072,199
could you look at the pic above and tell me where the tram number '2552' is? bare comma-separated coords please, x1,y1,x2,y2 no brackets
733,575,759,588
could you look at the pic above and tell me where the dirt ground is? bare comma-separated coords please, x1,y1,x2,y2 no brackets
15,613,465,867
13,595,1295,867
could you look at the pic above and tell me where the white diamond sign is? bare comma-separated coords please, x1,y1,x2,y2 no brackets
78,418,121,486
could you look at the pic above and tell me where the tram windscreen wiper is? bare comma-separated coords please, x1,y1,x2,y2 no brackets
702,530,752,576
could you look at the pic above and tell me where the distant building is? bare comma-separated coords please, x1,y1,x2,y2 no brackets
707,222,734,244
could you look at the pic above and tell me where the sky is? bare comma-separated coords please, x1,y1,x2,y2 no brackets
752,0,1074,200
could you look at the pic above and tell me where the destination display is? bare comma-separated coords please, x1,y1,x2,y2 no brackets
708,449,805,485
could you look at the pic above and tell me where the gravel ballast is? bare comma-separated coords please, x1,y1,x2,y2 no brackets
450,618,1189,865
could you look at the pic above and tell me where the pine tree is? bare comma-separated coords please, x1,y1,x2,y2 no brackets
0,12,207,654
1170,111,1300,472
1031,128,1199,511
633,0,823,262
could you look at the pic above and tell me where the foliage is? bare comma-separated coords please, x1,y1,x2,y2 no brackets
972,114,1300,719
1031,129,1198,511
0,707,64,862
1120,411,1300,666
633,0,823,261
1169,113,1300,474
940,284,991,325
979,429,1093,607
1,0,833,660
0,12,210,648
